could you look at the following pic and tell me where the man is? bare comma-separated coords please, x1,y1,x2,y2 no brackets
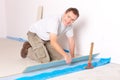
21,7,79,64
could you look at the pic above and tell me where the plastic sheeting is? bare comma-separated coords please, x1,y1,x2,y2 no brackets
16,58,111,80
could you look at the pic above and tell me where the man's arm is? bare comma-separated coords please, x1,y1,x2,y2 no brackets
68,36,75,58
49,33,72,64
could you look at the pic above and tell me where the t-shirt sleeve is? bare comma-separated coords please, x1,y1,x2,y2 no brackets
46,19,59,35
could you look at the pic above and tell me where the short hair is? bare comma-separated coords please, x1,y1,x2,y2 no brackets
65,7,79,18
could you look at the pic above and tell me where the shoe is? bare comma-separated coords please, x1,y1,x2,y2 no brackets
21,41,31,58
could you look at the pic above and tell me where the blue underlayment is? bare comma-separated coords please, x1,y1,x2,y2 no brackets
6,36,69,52
16,58,111,80
7,36,27,42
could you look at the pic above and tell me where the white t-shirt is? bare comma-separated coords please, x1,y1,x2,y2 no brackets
29,15,73,41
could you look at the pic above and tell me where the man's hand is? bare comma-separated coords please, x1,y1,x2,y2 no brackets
64,54,72,64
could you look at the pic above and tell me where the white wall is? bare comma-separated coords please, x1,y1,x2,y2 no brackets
5,0,42,39
0,0,7,37
98,0,120,63
1,0,120,63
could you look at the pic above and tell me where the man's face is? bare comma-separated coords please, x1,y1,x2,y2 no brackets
62,11,78,26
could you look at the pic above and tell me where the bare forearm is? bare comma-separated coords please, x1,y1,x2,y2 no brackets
68,37,75,57
70,45,75,57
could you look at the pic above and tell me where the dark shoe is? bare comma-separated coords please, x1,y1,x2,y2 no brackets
21,41,31,58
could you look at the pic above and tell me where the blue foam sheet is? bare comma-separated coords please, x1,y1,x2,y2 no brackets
7,36,27,42
23,53,99,73
16,58,111,80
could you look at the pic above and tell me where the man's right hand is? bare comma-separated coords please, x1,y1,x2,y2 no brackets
64,53,72,64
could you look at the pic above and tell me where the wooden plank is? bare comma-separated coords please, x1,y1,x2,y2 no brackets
23,53,99,73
